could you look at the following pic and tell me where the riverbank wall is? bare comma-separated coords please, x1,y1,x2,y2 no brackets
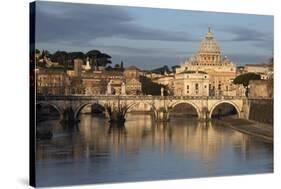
219,118,273,143
247,98,273,125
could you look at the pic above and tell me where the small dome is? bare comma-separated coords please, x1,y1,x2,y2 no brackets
198,27,220,54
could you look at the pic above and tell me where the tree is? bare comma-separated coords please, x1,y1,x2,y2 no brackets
35,49,40,54
51,51,68,71
120,61,124,69
86,50,101,71
52,51,68,64
140,76,168,95
151,65,170,75
171,65,180,73
97,53,112,67
41,50,51,59
86,50,112,71
233,73,261,87
67,52,85,61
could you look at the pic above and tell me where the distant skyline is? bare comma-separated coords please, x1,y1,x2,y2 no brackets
35,1,273,69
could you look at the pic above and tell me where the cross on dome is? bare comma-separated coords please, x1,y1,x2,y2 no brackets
205,26,213,39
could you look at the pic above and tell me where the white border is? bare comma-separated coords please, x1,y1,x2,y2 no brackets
0,0,279,189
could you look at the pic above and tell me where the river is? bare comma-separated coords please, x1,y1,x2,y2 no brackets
36,114,273,187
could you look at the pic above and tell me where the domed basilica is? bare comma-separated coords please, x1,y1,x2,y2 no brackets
175,27,238,96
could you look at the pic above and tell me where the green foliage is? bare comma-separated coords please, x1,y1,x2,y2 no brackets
68,52,85,60
51,51,68,64
233,73,261,86
151,65,171,75
86,50,101,58
36,49,112,70
140,76,167,95
171,65,180,73
86,50,112,69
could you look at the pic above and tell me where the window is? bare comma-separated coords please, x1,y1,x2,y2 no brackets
195,83,199,90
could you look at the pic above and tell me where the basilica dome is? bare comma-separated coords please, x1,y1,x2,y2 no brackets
197,27,220,54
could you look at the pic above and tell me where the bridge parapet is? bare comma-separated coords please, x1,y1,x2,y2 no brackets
36,95,246,101
36,95,246,121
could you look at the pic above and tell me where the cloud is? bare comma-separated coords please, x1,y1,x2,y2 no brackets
254,40,274,51
219,26,273,53
35,1,194,45
95,44,193,57
226,53,271,65
111,54,184,70
220,26,271,42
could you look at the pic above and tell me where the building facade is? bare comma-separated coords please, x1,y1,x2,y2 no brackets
174,71,209,96
36,68,69,95
123,66,142,95
175,27,237,96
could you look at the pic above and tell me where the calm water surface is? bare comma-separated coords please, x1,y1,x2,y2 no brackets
36,114,273,187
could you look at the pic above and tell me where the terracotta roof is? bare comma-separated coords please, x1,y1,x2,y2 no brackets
125,65,140,71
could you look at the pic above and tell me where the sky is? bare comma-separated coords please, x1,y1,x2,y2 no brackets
34,1,274,69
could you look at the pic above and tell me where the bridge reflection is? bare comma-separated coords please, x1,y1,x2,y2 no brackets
37,114,272,167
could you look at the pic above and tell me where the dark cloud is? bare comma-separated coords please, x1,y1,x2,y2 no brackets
96,44,193,56
112,53,271,70
221,26,271,41
219,26,273,53
254,40,274,51
111,54,184,70
226,53,271,65
35,1,194,44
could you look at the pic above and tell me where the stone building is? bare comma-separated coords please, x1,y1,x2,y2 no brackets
36,68,69,95
175,27,237,96
244,64,271,74
65,62,142,95
244,63,273,80
153,74,175,94
73,58,83,77
82,70,123,95
124,66,140,78
249,80,273,98
173,71,209,96
123,66,142,95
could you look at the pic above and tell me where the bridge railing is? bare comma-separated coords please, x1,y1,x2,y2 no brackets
36,94,247,101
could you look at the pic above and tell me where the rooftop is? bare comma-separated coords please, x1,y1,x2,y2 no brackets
125,65,140,71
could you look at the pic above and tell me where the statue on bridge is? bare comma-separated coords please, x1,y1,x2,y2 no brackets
121,82,126,96
107,80,112,95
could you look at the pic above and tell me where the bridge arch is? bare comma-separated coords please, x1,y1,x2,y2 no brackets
74,101,106,119
36,101,63,118
169,101,201,118
209,100,241,119
126,101,157,118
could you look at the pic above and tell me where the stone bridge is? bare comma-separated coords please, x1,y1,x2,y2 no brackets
36,95,249,122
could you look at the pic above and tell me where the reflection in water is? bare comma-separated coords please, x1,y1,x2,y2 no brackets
36,114,273,187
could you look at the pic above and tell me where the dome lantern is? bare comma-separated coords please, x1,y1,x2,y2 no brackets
197,27,221,55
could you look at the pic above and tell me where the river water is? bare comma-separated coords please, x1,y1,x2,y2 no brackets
36,114,273,187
